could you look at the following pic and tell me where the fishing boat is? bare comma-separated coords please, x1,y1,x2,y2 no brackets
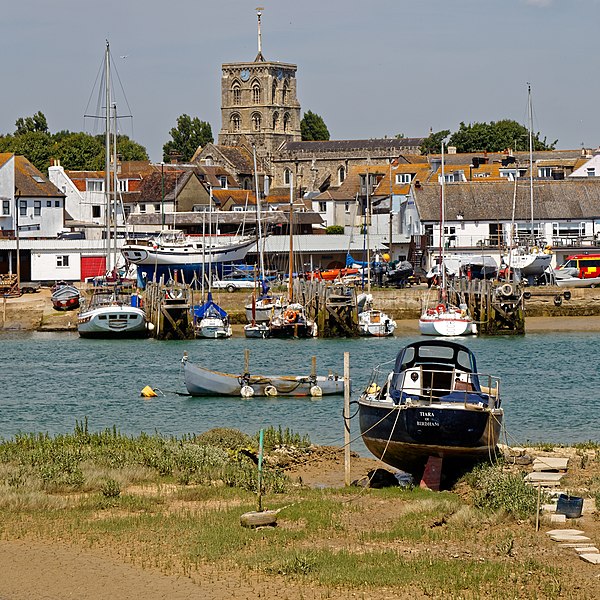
51,281,81,311
193,291,232,339
358,340,503,480
181,352,344,397
419,142,476,337
78,287,151,338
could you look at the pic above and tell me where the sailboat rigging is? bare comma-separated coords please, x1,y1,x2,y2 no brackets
418,141,476,337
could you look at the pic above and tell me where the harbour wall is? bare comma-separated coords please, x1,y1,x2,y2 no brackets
2,285,600,332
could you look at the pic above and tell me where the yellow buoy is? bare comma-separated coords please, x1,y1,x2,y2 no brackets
140,385,158,398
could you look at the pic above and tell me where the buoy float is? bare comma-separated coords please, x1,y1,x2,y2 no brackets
140,385,158,398
310,385,323,397
240,385,254,398
264,385,278,397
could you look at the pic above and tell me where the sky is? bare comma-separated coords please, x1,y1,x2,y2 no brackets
2,0,598,162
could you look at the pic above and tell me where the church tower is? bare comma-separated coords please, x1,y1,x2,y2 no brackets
218,8,302,156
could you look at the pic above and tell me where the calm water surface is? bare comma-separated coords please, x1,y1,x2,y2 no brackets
1,331,598,453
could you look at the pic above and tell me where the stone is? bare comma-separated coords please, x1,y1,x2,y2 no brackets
525,472,565,483
549,514,566,523
532,457,569,471
550,534,591,542
575,547,599,554
546,529,585,536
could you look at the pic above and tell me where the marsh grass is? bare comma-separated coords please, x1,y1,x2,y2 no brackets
0,425,588,599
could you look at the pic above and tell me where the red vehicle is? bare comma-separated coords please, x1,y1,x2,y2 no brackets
556,254,600,279
307,267,360,281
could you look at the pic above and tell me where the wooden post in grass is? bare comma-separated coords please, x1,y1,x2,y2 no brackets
257,428,264,512
536,483,541,531
344,352,351,486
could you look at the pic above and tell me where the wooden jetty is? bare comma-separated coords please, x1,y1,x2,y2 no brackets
144,279,195,340
448,279,525,335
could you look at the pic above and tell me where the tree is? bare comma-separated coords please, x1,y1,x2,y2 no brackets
300,110,330,141
449,120,556,153
15,111,49,135
55,132,104,170
420,129,451,154
10,131,54,172
162,114,213,162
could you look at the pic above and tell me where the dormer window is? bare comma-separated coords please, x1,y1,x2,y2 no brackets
538,167,552,178
219,176,228,189
587,167,596,177
395,173,413,184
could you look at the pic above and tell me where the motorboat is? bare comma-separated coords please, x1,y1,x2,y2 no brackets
51,281,81,311
181,353,344,397
419,302,477,337
78,287,151,338
358,340,503,480
192,292,232,339
357,293,396,337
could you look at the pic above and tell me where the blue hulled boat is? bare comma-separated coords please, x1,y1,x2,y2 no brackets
358,340,503,480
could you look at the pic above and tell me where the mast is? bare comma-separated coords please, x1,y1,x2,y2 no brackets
112,103,118,273
288,172,294,303
366,170,371,293
528,83,534,243
252,145,266,290
104,40,111,271
440,141,446,302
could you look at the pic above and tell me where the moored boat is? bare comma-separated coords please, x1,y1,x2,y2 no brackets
182,353,344,397
77,287,151,338
358,340,503,480
419,302,477,336
192,292,232,339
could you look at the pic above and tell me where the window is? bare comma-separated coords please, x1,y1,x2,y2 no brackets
338,166,346,184
284,169,291,186
272,111,279,131
587,167,596,177
117,179,129,192
34,201,41,216
46,200,52,207
55,200,60,207
92,205,101,219
2,200,9,215
283,112,290,132
232,84,241,105
87,180,104,192
345,202,350,213
282,82,288,104
395,173,412,184
271,80,278,103
219,176,228,188
57,255,69,268
139,204,146,214
231,114,241,132
20,200,27,216
252,84,261,104
318,201,327,213
154,204,161,212
538,167,552,178
123,205,131,217
252,112,262,131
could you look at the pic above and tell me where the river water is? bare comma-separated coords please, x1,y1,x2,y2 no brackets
1,331,598,453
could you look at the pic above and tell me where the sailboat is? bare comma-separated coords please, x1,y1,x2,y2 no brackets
78,41,151,339
193,192,232,339
268,173,317,338
355,178,396,337
505,84,552,282
244,145,276,335
419,142,476,337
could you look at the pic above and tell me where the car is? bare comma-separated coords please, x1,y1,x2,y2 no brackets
211,273,260,293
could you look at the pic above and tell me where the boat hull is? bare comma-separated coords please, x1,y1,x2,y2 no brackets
183,360,345,397
419,315,476,336
359,401,503,477
77,305,149,338
358,310,396,337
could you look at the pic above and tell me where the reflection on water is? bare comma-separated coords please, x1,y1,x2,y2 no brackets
1,331,598,453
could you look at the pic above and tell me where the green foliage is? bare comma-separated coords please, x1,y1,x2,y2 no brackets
194,428,252,450
325,225,344,235
300,110,330,141
420,129,451,154
449,120,556,153
101,478,121,498
257,426,311,450
15,111,49,135
467,464,539,518
162,114,213,162
1,111,148,172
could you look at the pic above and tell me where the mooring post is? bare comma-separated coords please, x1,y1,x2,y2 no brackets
344,351,351,486
244,348,250,373
311,355,317,377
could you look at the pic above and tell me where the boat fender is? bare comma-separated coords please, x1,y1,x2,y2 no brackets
366,383,380,395
554,295,563,307
146,322,155,331
240,385,254,398
140,385,158,398
499,283,513,297
264,385,278,396
436,304,445,313
310,385,323,398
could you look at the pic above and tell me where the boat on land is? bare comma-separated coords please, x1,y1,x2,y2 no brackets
78,287,151,338
51,281,81,311
553,267,600,288
358,340,503,480
181,352,345,397
553,254,600,287
419,143,476,337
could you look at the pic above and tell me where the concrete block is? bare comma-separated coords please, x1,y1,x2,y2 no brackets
525,472,564,483
549,514,566,523
579,553,600,564
550,534,591,542
532,457,569,471
546,529,585,536
575,547,599,554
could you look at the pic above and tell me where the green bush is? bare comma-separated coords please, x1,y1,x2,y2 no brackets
325,225,344,235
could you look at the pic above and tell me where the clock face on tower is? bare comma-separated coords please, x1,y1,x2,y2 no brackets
240,69,250,82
